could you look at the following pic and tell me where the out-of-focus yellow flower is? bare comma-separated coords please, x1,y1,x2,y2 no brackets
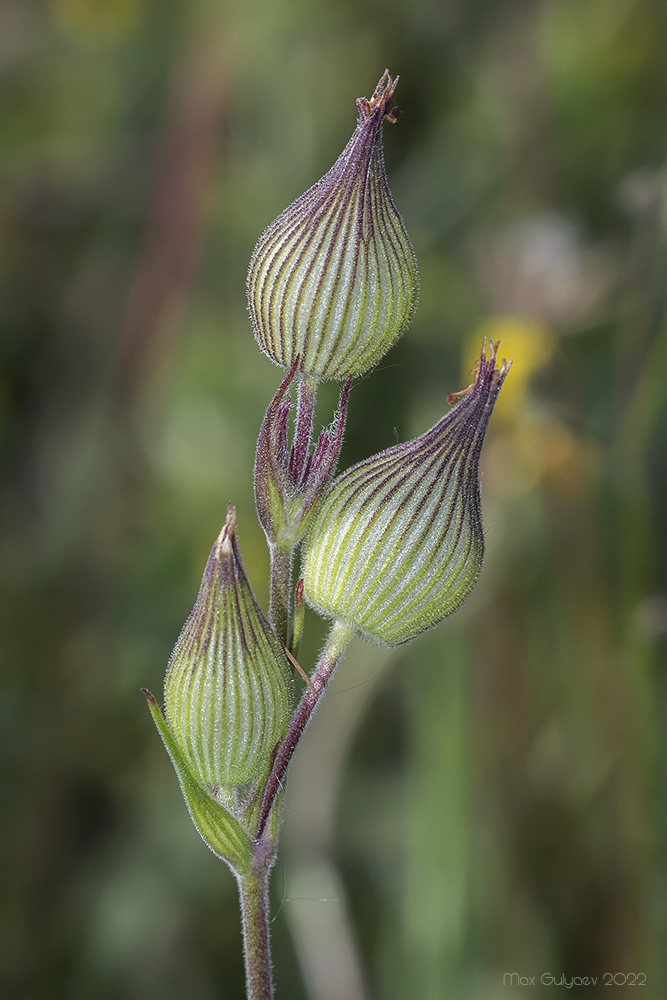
51,0,145,39
483,410,599,501
516,409,598,497
464,315,556,421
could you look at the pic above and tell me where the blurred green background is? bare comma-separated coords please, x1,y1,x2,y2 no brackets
2,0,666,997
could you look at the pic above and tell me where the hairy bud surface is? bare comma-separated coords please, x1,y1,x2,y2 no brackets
302,342,511,645
164,507,293,788
247,71,419,380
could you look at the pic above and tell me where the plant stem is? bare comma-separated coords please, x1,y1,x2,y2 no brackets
269,541,293,648
256,618,356,839
238,864,274,1000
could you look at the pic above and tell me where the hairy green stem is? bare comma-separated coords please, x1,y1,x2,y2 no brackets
238,864,274,1000
269,541,293,649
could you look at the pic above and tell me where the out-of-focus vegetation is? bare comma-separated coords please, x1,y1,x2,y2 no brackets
2,0,666,997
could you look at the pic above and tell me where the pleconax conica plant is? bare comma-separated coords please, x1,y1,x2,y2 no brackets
144,71,511,1000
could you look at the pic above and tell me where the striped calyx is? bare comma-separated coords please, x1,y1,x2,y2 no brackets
247,70,419,380
302,341,512,645
164,506,293,789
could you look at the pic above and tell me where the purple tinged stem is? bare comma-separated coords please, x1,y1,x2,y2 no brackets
255,618,355,840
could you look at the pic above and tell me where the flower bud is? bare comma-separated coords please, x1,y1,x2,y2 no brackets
254,360,350,545
247,70,419,380
163,506,293,788
302,341,511,645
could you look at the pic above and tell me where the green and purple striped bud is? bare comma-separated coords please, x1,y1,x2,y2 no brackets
302,341,512,645
247,70,419,380
161,506,293,789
